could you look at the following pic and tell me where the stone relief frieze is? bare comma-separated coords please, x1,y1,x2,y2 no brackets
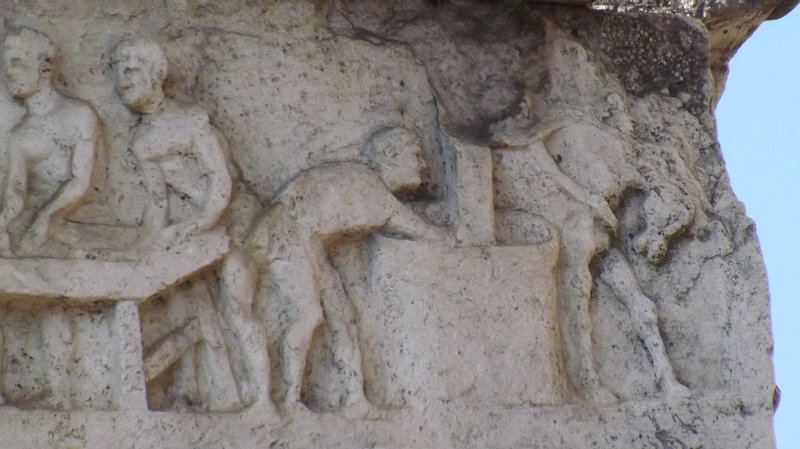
0,1,776,447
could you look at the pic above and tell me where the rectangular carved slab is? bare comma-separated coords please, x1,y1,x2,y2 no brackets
360,236,567,407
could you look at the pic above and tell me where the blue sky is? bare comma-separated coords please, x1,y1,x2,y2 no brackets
715,8,800,447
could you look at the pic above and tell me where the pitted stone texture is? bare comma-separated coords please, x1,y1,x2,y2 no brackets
0,395,775,448
590,0,799,102
0,0,780,447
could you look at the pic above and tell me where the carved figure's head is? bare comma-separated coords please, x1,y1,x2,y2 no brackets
364,127,427,193
112,36,167,113
2,28,55,100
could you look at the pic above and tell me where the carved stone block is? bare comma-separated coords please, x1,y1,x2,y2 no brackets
359,236,565,406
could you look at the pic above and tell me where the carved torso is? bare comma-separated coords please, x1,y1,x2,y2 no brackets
9,108,77,212
4,96,94,235
131,103,213,225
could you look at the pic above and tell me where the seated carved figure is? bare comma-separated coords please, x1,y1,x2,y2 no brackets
0,28,99,255
241,128,444,414
112,36,231,245
111,36,238,412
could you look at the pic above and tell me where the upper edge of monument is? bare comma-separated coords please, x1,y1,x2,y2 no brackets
487,0,796,104
512,0,797,20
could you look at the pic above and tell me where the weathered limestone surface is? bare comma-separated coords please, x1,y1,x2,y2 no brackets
0,0,783,447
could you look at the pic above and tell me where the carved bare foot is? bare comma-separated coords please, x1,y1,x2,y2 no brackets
0,233,14,257
19,225,48,254
160,223,196,244
337,391,377,420
585,383,618,405
276,395,306,424
272,376,302,419
134,224,193,251
661,379,691,399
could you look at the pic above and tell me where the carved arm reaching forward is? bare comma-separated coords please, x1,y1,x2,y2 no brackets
20,110,99,252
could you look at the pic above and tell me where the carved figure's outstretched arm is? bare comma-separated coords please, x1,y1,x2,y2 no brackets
382,196,447,242
22,109,99,251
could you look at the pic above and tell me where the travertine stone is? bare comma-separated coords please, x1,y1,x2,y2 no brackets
1,29,100,257
442,132,496,245
0,0,781,447
360,236,565,406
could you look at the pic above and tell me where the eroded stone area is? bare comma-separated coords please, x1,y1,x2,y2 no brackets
0,1,778,447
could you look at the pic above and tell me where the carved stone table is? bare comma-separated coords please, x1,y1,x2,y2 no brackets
0,230,229,411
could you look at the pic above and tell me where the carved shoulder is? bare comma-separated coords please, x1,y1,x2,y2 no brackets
58,97,100,140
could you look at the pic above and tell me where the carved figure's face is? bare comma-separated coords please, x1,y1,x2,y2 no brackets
3,45,45,100
113,48,156,111
379,135,426,193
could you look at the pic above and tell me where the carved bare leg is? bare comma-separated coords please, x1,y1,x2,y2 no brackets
267,257,324,413
0,232,13,257
277,308,323,412
194,333,242,411
318,256,368,414
599,249,690,398
559,213,617,404
217,251,271,409
143,318,202,383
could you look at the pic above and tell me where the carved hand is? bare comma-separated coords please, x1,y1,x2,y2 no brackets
587,194,618,234
19,220,49,254
633,229,668,265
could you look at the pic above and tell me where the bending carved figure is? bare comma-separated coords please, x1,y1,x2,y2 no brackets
0,28,99,255
243,128,444,413
112,36,231,245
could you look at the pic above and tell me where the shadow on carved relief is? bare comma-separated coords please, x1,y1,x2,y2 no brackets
0,3,746,429
0,24,674,414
